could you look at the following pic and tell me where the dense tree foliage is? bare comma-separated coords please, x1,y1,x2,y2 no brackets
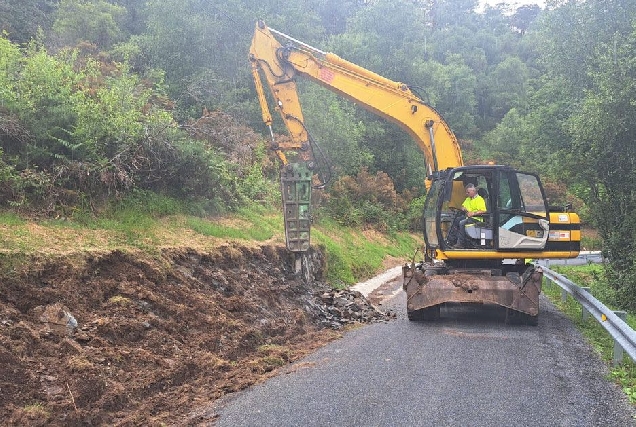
0,0,57,45
51,0,127,49
2,0,636,304
539,0,636,307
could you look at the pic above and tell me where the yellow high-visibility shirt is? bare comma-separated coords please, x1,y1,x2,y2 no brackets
462,195,487,222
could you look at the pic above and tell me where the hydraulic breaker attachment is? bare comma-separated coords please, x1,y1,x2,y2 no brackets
281,162,312,253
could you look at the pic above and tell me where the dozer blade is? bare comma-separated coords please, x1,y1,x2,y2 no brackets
403,265,543,322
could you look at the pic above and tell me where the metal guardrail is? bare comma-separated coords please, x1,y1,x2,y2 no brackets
540,251,604,266
536,263,636,365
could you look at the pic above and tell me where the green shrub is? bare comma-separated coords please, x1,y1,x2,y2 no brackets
0,36,275,216
405,195,426,232
322,169,408,230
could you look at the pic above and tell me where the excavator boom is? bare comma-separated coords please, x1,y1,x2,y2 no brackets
250,21,463,179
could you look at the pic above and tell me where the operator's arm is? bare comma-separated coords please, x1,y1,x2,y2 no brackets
461,198,470,213
475,196,487,213
465,196,487,217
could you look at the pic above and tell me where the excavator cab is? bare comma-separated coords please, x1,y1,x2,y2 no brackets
424,165,551,257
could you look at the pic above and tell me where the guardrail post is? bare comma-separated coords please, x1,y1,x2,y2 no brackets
561,288,568,303
613,311,627,366
581,287,590,321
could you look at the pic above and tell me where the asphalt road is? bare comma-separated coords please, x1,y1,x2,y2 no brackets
211,277,636,426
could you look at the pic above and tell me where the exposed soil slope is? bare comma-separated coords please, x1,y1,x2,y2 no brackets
0,244,387,425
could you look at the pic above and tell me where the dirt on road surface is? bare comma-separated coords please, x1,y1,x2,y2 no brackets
0,244,390,425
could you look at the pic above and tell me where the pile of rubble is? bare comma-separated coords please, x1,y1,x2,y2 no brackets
310,288,394,329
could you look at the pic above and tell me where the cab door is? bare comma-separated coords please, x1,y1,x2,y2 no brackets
497,171,550,250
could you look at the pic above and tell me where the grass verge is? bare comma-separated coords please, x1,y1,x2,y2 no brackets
543,264,636,404
0,200,421,286
312,217,421,287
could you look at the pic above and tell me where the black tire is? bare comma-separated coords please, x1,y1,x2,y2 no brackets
505,308,538,326
524,313,539,326
407,305,440,321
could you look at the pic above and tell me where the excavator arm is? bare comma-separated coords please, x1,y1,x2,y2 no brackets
249,20,465,256
249,20,463,180
250,35,309,166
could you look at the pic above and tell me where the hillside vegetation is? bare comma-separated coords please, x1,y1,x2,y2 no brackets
1,1,636,304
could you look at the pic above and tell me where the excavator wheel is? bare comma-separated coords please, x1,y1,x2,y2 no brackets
407,305,441,321
505,308,538,326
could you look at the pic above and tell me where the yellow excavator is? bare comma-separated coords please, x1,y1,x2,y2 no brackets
249,20,580,324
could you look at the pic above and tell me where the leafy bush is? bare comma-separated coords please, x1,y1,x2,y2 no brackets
183,111,280,207
404,195,426,232
602,227,636,311
0,36,275,216
322,168,414,231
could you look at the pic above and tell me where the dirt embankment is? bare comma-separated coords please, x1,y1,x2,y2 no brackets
0,244,387,426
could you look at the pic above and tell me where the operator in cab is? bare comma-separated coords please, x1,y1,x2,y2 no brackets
446,183,487,249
